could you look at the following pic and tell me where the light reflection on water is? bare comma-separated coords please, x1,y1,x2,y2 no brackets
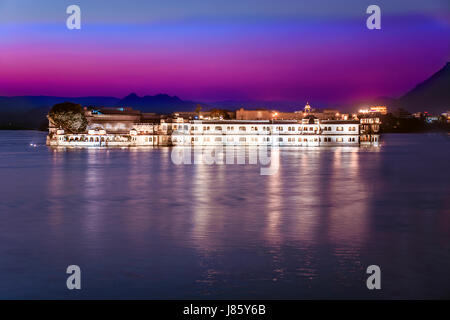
0,131,449,299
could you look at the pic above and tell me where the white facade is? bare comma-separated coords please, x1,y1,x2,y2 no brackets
171,120,366,147
47,119,379,147
48,128,158,147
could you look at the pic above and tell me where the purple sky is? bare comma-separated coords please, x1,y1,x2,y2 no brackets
0,0,449,104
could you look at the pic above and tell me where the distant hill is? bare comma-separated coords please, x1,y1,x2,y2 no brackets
118,93,199,113
337,62,450,114
0,96,121,113
0,93,203,129
397,62,450,113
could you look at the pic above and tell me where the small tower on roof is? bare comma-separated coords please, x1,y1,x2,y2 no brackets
304,102,311,113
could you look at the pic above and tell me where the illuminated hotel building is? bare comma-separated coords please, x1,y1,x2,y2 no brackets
359,106,388,115
170,118,373,146
47,106,381,147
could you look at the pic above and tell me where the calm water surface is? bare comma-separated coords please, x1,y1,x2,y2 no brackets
0,131,449,299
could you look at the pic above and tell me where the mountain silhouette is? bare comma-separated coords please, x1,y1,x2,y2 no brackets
0,96,122,129
0,93,202,129
397,62,450,113
119,93,196,113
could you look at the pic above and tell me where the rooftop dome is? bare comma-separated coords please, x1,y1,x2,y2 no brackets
304,102,311,112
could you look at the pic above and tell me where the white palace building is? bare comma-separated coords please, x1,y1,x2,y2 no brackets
47,106,381,147
170,118,376,147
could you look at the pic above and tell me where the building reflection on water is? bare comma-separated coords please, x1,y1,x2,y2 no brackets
45,144,389,296
166,146,381,291
47,150,66,230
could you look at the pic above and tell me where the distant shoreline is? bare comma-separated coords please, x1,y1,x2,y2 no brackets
0,127,45,131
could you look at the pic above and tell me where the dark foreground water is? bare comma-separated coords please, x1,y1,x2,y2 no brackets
0,131,449,299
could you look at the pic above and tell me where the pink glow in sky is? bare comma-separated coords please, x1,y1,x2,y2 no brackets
0,17,449,103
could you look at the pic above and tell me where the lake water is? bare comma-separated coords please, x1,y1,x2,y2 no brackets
0,131,449,299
